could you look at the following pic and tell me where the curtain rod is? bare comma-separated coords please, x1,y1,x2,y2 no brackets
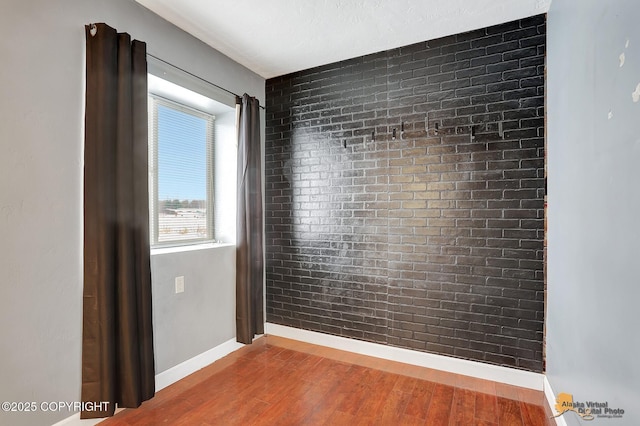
147,53,265,110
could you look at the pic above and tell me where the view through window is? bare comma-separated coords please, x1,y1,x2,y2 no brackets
150,97,213,244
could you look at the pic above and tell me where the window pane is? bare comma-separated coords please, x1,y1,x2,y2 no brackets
156,104,209,242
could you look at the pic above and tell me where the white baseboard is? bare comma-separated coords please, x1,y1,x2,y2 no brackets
155,337,244,391
544,376,567,426
265,322,544,390
52,337,244,426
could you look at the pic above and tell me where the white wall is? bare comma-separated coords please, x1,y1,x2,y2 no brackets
0,1,263,425
214,110,238,244
547,0,640,424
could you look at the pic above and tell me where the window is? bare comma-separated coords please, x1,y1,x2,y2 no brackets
149,96,214,245
147,68,237,248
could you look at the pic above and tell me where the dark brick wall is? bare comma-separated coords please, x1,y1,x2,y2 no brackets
265,15,546,372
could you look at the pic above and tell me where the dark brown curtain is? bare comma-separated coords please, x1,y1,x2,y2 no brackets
82,23,155,418
236,94,264,344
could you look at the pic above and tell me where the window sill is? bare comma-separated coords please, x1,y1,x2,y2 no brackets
151,242,235,256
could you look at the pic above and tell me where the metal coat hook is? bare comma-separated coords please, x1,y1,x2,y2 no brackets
471,125,476,141
434,122,439,135
498,121,504,138
372,130,375,142
401,121,405,138
392,128,397,140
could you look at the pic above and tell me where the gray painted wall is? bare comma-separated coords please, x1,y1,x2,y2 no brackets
547,1,640,424
0,1,264,425
151,245,236,373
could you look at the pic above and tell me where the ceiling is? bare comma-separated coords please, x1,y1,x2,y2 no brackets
135,0,550,79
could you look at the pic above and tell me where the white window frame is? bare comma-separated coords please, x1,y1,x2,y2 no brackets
147,56,238,249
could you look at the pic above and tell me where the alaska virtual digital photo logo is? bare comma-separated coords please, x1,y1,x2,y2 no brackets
553,393,625,421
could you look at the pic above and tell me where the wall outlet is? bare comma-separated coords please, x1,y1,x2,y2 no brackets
175,276,185,294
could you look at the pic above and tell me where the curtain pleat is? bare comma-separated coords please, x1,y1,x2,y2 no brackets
236,94,264,344
82,23,155,419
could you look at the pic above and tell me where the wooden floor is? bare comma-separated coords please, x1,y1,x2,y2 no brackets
101,335,555,425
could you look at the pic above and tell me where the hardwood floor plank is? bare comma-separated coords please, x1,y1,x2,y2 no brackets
449,387,476,426
475,391,499,422
520,401,550,426
250,375,320,426
498,396,524,426
424,383,455,426
336,365,375,415
322,408,357,426
271,381,338,425
216,397,270,426
128,396,194,425
355,371,399,422
378,389,413,425
403,377,435,418
393,374,419,393
301,356,352,383
300,364,356,425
